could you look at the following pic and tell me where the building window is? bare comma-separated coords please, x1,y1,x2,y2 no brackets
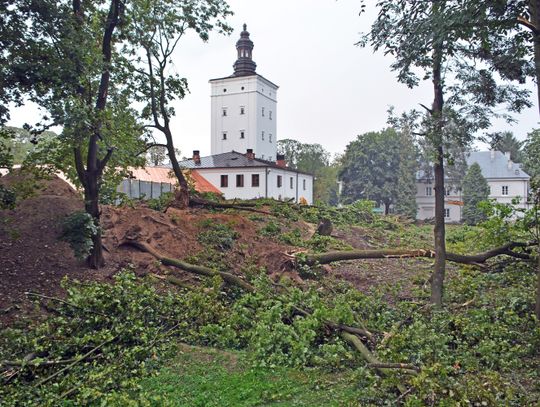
223,88,227,92
220,175,228,188
252,174,259,187
240,131,245,139
262,107,265,117
303,179,306,190
222,108,227,116
240,106,245,115
502,185,509,195
290,177,293,189
261,131,265,141
444,208,450,218
236,174,244,187
222,132,227,140
488,186,491,195
444,187,451,196
269,111,273,120
277,175,282,188
269,134,273,143
426,187,432,196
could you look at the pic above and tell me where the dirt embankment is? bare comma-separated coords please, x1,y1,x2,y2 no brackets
0,174,301,325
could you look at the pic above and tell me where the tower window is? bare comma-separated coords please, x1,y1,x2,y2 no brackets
290,177,293,189
269,111,273,120
241,86,245,90
220,175,228,188
236,174,244,187
240,131,245,139
222,108,227,117
222,132,227,140
223,88,227,92
303,179,306,190
252,174,259,187
240,106,245,115
261,131,265,141
277,175,282,188
262,107,265,117
269,134,272,143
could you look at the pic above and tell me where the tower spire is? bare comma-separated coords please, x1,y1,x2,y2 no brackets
233,24,256,76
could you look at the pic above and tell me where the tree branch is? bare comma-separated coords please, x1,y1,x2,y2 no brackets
518,16,539,34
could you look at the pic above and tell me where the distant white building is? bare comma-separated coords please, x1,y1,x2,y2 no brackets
416,150,530,222
177,24,313,204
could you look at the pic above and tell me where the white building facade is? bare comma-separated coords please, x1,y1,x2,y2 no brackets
416,151,530,222
178,24,313,204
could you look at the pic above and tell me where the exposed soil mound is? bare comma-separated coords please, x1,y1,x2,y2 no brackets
0,174,304,325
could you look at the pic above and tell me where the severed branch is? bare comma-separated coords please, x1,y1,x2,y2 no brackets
304,242,533,267
120,240,256,293
189,196,273,215
25,292,109,317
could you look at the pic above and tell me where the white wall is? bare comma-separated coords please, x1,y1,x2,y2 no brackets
416,178,529,222
210,75,278,161
196,166,313,204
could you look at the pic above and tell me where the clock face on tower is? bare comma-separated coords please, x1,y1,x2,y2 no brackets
209,25,279,161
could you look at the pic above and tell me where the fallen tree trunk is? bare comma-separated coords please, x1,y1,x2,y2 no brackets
305,242,532,266
121,240,395,371
121,240,256,293
188,196,272,216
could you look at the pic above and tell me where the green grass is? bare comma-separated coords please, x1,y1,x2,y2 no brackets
108,345,364,406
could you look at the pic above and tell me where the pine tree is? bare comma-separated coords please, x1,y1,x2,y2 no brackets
462,163,489,225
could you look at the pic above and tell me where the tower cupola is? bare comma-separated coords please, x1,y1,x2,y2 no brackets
233,24,257,76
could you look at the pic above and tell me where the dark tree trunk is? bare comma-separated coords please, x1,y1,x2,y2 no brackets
165,129,190,209
530,0,540,115
430,4,447,307
535,245,540,321
72,0,122,269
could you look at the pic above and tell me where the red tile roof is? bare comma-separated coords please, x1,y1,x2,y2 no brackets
128,167,221,194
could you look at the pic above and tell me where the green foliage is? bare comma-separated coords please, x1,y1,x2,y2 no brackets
60,211,99,260
147,191,174,212
490,131,523,162
258,220,281,237
0,185,16,209
197,221,239,251
339,128,418,214
522,128,540,179
277,139,339,204
462,162,490,225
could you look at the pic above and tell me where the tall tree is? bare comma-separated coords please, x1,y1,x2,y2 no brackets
277,139,338,204
462,163,490,225
126,0,232,207
363,1,531,306
339,128,417,215
522,129,540,178
490,131,523,162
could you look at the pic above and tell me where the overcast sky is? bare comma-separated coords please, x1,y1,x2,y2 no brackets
7,0,540,157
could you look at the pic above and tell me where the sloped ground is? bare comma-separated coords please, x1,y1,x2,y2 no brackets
0,172,436,326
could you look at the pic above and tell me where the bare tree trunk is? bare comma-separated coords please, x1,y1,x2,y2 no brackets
530,0,540,115
535,245,540,321
165,128,189,209
429,2,447,307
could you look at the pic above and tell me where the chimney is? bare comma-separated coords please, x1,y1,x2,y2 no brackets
246,148,255,160
276,154,287,168
192,150,201,165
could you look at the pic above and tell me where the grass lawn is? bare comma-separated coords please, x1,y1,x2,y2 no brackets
111,344,365,406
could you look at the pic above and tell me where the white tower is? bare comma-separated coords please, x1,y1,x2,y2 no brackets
210,24,278,161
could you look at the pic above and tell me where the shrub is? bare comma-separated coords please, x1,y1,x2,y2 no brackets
60,211,99,259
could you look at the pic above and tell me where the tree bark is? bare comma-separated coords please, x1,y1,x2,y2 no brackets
304,242,531,266
72,0,122,268
430,3,446,307
530,0,540,115
536,244,540,321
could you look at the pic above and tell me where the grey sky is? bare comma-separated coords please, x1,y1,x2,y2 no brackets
7,0,540,157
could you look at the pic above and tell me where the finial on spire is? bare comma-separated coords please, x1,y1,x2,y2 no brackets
233,23,256,76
